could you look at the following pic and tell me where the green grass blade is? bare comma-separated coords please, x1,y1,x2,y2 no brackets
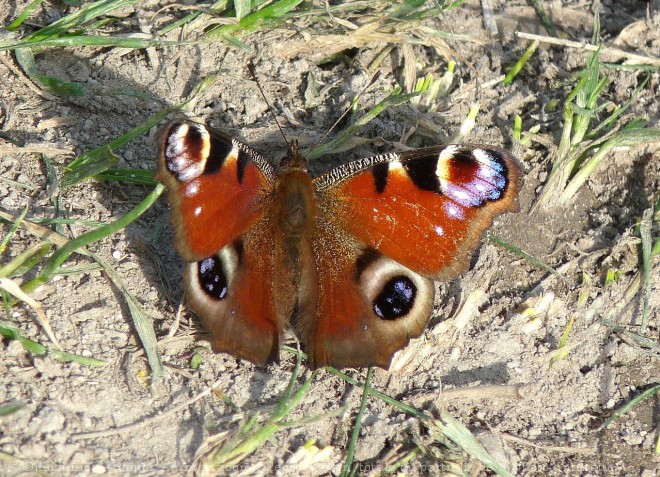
205,0,304,40
95,168,159,186
90,251,163,379
0,243,52,278
0,320,106,366
54,263,105,275
550,315,576,365
234,0,251,19
0,401,24,416
0,35,186,51
488,234,563,280
560,127,660,203
528,0,556,36
597,384,660,431
23,184,165,293
0,205,29,254
601,319,660,356
50,350,108,366
61,120,164,188
62,146,120,187
0,217,106,228
7,0,43,31
0,320,47,355
431,412,514,477
589,75,649,138
13,48,160,99
341,367,374,477
602,63,660,72
24,0,140,42
503,40,539,85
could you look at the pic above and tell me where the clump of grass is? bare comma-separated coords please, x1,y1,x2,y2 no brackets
535,17,660,209
191,345,515,476
191,352,319,475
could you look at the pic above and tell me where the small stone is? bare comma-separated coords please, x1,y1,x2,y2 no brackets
91,464,106,474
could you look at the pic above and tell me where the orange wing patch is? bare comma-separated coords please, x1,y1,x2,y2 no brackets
156,121,275,262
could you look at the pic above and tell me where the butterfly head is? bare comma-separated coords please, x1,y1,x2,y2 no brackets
279,140,308,171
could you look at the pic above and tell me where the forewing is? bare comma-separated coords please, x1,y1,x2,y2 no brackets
314,145,522,280
156,120,276,262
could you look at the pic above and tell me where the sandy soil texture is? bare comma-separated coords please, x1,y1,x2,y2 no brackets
1,1,659,476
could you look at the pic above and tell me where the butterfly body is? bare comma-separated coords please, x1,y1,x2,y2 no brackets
157,120,522,369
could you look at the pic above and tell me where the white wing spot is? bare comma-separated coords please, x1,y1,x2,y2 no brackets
473,149,497,178
389,160,406,179
194,206,202,217
453,188,472,203
472,148,492,164
184,180,200,197
436,145,460,190
446,203,463,219
438,145,460,162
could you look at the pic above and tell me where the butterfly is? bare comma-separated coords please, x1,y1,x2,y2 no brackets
156,120,522,370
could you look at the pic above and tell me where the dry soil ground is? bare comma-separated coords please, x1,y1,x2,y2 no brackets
0,1,659,476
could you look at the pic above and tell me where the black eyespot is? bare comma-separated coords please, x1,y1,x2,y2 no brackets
198,256,228,300
373,276,416,320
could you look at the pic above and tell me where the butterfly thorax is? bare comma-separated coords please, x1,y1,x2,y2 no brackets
274,140,317,237
274,167,317,237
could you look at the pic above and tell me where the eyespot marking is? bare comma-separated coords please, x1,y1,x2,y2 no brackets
373,276,417,320
198,256,228,300
164,123,210,182
194,242,241,301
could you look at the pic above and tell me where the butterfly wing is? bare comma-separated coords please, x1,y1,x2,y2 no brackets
157,121,283,365
183,219,283,365
156,121,276,262
315,145,522,279
304,145,521,369
301,224,435,369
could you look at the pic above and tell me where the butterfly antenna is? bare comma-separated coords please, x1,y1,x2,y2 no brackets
311,70,382,151
248,60,289,147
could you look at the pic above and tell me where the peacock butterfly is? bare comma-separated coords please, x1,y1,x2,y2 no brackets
156,119,522,369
